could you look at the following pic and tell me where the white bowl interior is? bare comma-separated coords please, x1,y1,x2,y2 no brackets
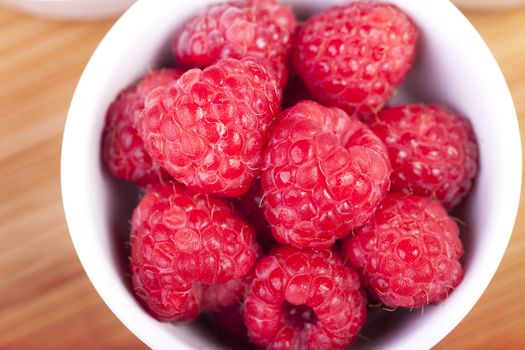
61,0,522,349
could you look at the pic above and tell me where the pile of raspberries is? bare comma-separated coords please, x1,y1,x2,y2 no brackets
101,1,478,348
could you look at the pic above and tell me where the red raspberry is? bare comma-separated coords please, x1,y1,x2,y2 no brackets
244,246,367,349
138,58,281,197
102,69,181,186
236,178,276,252
367,104,479,209
173,0,296,86
292,2,417,118
261,100,391,248
130,182,259,321
343,192,464,309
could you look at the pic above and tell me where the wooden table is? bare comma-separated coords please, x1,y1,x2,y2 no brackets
1,4,524,349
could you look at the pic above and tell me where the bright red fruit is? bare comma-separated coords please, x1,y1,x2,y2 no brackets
343,192,464,309
367,104,478,209
243,246,367,350
261,100,391,248
130,182,259,321
173,0,296,86
137,58,281,197
102,69,182,186
293,2,417,118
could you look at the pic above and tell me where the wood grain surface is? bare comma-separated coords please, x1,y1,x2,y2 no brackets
0,4,524,350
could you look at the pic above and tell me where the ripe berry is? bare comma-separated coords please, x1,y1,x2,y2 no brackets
130,182,259,321
367,103,478,209
173,0,296,86
261,100,391,248
138,58,281,197
343,192,464,309
244,246,367,349
102,69,182,186
293,2,417,117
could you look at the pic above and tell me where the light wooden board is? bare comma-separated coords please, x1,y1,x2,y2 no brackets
0,4,524,350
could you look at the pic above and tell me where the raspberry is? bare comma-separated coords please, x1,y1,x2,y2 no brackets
244,246,367,349
292,2,417,117
130,182,259,321
236,178,276,252
261,100,391,248
102,69,182,186
138,58,281,197
367,104,479,209
343,192,464,309
173,0,296,86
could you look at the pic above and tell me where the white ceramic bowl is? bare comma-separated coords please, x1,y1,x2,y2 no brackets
61,0,522,349
0,0,135,20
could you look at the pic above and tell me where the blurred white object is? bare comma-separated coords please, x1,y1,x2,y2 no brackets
0,0,136,20
452,0,525,9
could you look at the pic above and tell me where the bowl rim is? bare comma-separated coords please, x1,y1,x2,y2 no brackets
61,0,522,349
